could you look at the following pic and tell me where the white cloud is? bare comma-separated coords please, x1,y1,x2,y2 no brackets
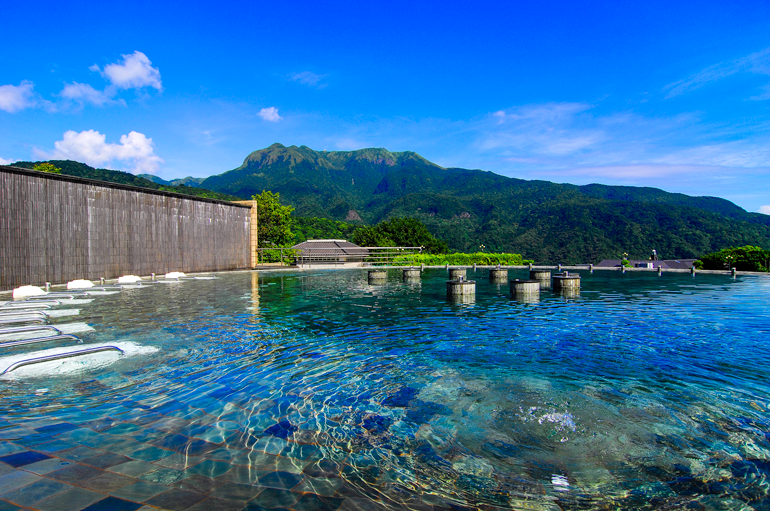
290,71,327,88
760,205,770,215
335,138,365,150
258,107,282,122
59,82,121,107
0,157,14,165
98,51,162,91
664,47,770,98
0,81,38,113
50,129,164,174
481,103,603,156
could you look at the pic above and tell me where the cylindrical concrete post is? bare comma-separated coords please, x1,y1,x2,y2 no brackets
368,270,387,284
473,263,477,270
691,266,696,275
151,273,156,281
421,263,424,270
731,267,737,277
529,269,551,289
622,266,626,273
558,264,562,271
510,279,540,297
448,268,467,280
447,279,475,298
45,282,51,292
589,263,593,271
100,277,105,285
403,268,420,280
489,269,508,281
529,262,533,270
445,263,449,270
658,266,663,276
553,273,581,292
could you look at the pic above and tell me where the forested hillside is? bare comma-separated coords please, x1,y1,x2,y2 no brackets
12,161,240,202
201,144,770,263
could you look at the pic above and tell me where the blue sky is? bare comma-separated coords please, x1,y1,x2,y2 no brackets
2,1,770,213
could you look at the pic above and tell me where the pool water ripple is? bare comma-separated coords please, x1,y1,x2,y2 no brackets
1,269,769,510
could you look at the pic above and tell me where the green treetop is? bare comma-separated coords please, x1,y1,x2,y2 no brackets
352,217,449,253
253,190,294,248
32,162,62,174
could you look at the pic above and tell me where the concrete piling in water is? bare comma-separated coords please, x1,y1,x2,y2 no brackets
490,268,508,282
553,271,581,296
731,267,737,277
421,263,424,270
403,268,421,280
529,269,551,289
151,273,156,281
447,276,475,301
558,264,562,271
100,277,105,285
45,282,51,292
691,266,696,275
510,279,540,298
529,262,533,270
446,263,449,270
473,263,477,270
589,263,593,273
368,270,387,284
658,266,663,276
622,266,626,273
448,268,467,280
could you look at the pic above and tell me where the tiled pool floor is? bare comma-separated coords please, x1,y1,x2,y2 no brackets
0,393,511,511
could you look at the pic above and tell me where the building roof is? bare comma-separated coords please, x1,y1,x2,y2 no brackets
596,259,698,269
291,239,369,257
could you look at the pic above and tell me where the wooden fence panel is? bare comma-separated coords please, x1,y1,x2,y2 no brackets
0,166,251,290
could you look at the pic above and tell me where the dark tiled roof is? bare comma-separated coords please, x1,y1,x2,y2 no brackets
596,259,697,269
663,259,698,269
291,240,369,257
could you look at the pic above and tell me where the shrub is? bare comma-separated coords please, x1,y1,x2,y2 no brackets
699,246,770,271
392,252,531,266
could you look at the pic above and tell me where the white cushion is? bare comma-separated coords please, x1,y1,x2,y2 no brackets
118,275,142,283
12,285,47,299
67,279,95,289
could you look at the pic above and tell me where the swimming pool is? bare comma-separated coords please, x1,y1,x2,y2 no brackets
1,269,769,510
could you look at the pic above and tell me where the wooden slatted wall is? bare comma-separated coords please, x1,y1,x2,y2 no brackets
0,166,251,290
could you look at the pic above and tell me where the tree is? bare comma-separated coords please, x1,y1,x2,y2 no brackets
700,245,770,271
32,162,61,174
352,217,448,253
253,190,294,248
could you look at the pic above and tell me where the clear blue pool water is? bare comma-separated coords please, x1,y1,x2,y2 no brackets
2,269,770,510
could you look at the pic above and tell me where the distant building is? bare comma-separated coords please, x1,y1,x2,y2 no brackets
291,239,369,268
596,259,698,269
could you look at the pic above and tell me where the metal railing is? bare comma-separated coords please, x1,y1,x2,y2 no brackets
26,293,87,300
1,302,58,309
257,246,423,268
0,311,48,319
0,335,82,350
0,316,47,326
1,346,123,375
0,325,62,336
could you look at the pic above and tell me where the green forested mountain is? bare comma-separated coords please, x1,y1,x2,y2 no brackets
138,174,206,188
12,161,240,202
201,144,770,263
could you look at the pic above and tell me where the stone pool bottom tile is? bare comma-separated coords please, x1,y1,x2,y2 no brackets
0,411,509,511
